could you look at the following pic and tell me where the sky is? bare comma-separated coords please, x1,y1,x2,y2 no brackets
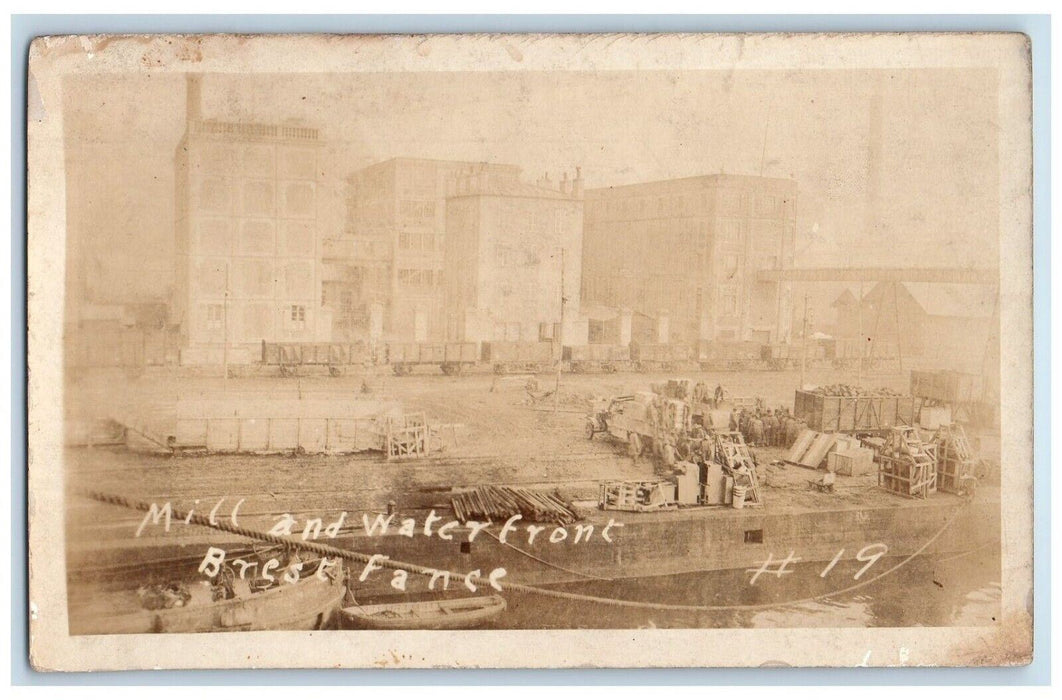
61,67,1001,304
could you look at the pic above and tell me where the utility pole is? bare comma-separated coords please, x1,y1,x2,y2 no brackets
800,292,809,390
223,263,230,383
555,247,565,414
857,278,864,386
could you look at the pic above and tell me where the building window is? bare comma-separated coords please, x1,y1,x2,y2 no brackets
398,231,434,251
721,289,739,316
539,322,559,341
398,269,435,287
399,199,436,221
290,305,307,329
206,304,224,330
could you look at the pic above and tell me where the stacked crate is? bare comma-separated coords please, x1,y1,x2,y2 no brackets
877,428,938,499
932,424,976,494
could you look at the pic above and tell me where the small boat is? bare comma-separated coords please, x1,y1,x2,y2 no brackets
339,594,507,630
72,560,347,635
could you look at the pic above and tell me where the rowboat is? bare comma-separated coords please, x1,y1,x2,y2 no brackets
71,561,347,635
339,594,507,630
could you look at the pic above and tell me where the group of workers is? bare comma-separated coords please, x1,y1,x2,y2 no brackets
732,407,806,449
691,381,728,408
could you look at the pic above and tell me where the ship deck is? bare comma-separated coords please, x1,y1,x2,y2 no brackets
64,442,997,560
62,367,1001,567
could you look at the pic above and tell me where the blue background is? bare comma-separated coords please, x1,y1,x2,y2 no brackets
10,13,1051,685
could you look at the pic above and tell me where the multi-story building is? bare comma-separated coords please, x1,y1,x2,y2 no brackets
443,168,586,345
174,75,327,364
334,158,522,343
581,174,798,349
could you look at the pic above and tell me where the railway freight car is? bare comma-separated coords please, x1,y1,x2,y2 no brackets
562,344,631,373
793,388,924,436
629,341,691,372
698,341,764,371
760,342,832,371
909,369,989,424
481,340,557,374
386,341,479,376
262,342,373,376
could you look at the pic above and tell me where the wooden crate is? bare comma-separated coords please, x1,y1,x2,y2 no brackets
878,454,937,498
933,424,976,494
827,448,876,476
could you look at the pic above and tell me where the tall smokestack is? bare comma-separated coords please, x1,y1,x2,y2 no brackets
864,76,883,243
186,73,202,128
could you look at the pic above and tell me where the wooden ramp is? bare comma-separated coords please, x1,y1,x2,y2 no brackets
785,428,838,470
785,429,816,463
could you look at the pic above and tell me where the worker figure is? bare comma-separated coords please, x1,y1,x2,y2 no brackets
662,434,677,468
780,415,793,447
693,381,707,405
763,410,775,447
714,384,725,408
787,417,805,447
689,437,703,463
675,432,692,463
749,414,764,447
647,399,660,431
702,435,715,464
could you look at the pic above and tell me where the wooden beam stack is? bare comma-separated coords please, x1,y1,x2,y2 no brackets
451,485,578,526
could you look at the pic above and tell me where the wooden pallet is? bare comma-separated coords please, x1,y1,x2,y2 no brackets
383,412,430,460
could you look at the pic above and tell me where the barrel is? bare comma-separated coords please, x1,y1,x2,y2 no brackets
732,485,747,510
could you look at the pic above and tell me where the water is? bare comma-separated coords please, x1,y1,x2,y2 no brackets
67,542,1000,634
487,547,1001,629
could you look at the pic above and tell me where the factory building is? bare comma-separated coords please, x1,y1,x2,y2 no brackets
581,174,798,350
336,158,523,344
443,168,587,346
174,75,327,365
833,282,997,373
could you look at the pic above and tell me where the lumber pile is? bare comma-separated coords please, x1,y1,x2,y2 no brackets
451,485,578,525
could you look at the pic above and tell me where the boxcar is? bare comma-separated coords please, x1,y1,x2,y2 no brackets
793,389,924,435
481,341,556,374
388,341,479,375
563,344,631,373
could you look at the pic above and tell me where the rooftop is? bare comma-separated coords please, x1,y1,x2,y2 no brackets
448,177,580,201
904,283,997,319
585,172,798,198
188,120,319,142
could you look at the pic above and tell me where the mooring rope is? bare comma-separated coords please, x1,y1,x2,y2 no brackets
80,489,968,613
481,528,614,581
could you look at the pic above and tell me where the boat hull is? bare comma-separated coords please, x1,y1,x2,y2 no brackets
70,571,347,635
339,595,507,630
68,491,1000,612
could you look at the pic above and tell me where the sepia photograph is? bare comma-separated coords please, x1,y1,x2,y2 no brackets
25,31,1034,670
